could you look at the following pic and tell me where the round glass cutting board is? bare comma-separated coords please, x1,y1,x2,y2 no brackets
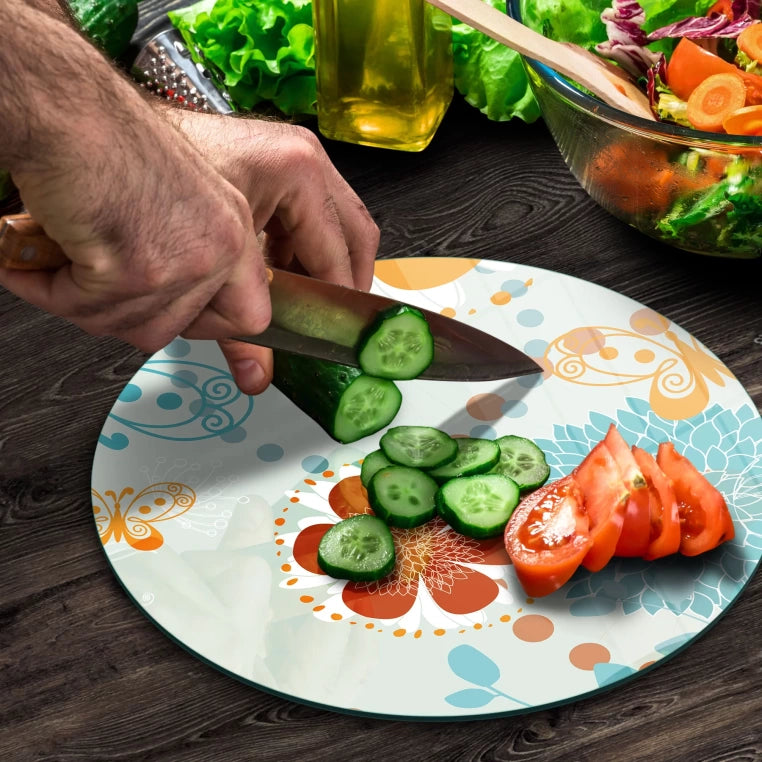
91,258,762,719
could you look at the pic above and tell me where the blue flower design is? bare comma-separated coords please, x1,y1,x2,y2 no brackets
535,399,762,621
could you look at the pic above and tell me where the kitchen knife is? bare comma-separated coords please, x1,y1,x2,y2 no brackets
0,212,542,382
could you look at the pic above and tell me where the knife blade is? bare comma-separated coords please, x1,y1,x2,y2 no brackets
0,212,542,382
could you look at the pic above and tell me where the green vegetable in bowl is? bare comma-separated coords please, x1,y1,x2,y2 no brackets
168,0,318,116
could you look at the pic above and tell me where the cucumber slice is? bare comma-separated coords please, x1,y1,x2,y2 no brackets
380,425,458,469
489,435,551,493
272,351,402,444
317,514,396,582
360,449,393,488
436,474,521,538
427,437,501,483
368,465,439,528
357,304,434,380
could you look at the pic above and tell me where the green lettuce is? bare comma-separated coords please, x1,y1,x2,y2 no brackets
168,0,317,116
452,0,540,122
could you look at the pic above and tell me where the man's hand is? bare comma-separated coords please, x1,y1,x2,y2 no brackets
0,1,379,395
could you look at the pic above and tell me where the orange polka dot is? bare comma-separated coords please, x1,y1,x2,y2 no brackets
413,630,422,639
473,623,483,630
323,470,334,478
466,393,505,421
365,622,375,630
634,349,655,364
440,307,456,318
499,615,511,622
300,595,314,603
290,497,299,503
154,498,166,506
282,507,289,512
138,505,151,514
393,629,406,637
275,538,284,545
274,518,285,526
276,551,281,556
569,643,611,670
562,327,606,355
349,621,357,625
526,598,535,605
512,614,554,642
468,308,476,315
286,578,298,586
433,629,446,637
599,346,619,360
630,308,670,336
640,660,656,670
331,613,342,621
313,605,325,612
525,278,533,287
304,479,316,486
459,629,466,634
491,291,512,306
93,506,100,514
281,563,291,572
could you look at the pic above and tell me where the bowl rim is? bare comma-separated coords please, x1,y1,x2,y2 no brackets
506,0,762,147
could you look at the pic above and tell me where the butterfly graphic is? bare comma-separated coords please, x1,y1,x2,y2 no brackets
545,312,733,421
92,482,196,551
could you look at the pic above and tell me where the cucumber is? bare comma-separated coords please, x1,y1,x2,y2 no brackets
360,448,393,488
272,351,402,444
489,435,551,493
380,425,458,469
357,304,434,380
67,0,139,60
317,514,396,582
368,465,439,528
436,473,521,539
426,437,501,483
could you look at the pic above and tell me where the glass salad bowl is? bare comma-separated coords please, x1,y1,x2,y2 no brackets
507,0,762,259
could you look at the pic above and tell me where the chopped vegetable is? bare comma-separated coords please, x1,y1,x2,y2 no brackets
722,102,762,132
356,305,434,381
686,72,747,131
488,434,550,492
504,475,592,598
656,441,735,555
317,514,396,581
379,426,458,470
436,473,521,539
367,465,439,528
427,437,501,483
737,19,762,62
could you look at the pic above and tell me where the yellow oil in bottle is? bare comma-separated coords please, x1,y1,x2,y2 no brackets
312,0,453,151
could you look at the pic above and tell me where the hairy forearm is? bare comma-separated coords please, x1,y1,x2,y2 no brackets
0,0,152,175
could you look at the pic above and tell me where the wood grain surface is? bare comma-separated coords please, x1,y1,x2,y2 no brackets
1,3,761,761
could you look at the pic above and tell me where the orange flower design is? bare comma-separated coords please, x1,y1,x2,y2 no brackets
281,472,513,629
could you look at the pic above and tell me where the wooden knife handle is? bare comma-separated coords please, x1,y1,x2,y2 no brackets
0,213,69,270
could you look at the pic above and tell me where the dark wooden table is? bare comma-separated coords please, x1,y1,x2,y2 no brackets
2,3,761,760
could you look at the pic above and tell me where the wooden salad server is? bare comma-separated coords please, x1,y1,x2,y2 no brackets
426,0,656,120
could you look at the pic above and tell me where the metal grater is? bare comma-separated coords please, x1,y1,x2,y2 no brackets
132,28,235,115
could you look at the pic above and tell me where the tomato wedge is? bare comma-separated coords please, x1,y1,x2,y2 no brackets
631,445,681,560
573,441,629,572
604,425,651,557
504,475,592,598
656,442,734,556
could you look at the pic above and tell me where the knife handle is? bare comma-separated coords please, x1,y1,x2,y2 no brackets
0,213,68,270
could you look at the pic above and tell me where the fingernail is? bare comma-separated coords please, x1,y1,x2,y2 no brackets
233,359,266,393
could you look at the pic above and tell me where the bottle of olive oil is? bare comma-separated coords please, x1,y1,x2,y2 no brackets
312,0,453,151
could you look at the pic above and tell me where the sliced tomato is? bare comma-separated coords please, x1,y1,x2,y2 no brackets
631,445,681,560
656,442,734,556
504,475,592,598
573,441,629,572
604,425,651,557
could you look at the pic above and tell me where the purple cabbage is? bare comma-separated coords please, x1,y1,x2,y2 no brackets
596,0,661,76
647,0,758,41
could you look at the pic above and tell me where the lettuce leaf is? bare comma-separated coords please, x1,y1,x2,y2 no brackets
168,0,317,116
452,0,540,122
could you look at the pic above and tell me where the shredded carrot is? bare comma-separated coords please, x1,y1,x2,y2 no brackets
738,21,762,65
722,104,762,135
686,72,747,132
